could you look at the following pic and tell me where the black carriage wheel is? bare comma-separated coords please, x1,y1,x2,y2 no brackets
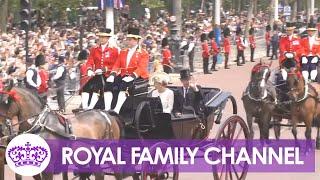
213,115,250,180
135,101,156,139
228,96,238,115
141,142,179,180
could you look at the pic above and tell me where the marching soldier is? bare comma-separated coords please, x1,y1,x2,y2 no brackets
106,27,149,113
300,23,320,81
249,27,256,62
279,22,303,70
265,25,272,57
82,28,119,110
208,31,219,71
201,33,211,74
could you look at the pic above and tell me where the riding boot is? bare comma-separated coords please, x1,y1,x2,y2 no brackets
302,71,309,81
88,92,99,109
104,92,113,111
81,92,90,110
114,91,127,114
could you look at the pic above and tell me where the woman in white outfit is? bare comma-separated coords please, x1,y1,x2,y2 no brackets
151,73,174,114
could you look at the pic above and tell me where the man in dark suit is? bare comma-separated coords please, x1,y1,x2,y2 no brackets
173,69,203,116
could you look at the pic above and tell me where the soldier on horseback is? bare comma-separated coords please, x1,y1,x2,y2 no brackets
106,27,149,114
81,28,119,110
300,23,320,82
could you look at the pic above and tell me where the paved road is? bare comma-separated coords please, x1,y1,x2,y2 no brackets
3,42,320,179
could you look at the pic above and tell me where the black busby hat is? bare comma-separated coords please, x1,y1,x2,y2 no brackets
307,22,317,31
161,38,169,48
236,27,242,35
35,54,46,67
286,22,296,30
266,25,271,31
223,28,231,37
180,69,192,80
58,56,65,64
208,30,215,39
127,27,141,39
96,28,112,37
249,27,254,35
78,50,88,61
200,33,207,42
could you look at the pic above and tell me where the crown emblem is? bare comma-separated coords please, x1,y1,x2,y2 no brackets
7,142,48,167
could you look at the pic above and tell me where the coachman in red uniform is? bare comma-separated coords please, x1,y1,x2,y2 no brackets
35,54,49,104
201,33,211,74
300,23,320,81
208,31,219,71
249,27,256,62
106,27,150,113
82,28,119,110
279,22,303,70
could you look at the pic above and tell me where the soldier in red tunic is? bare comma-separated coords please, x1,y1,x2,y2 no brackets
249,27,256,62
300,23,320,81
265,25,271,57
35,54,49,104
236,28,247,66
279,22,303,70
223,27,231,69
201,33,211,74
208,31,219,71
161,38,173,74
82,28,119,110
106,27,150,113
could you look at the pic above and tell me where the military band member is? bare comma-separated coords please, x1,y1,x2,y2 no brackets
249,27,256,62
236,28,247,66
106,27,149,113
300,23,320,81
208,31,219,71
201,33,211,74
82,28,119,110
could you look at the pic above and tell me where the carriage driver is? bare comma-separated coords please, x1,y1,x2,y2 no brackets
300,23,320,81
82,28,119,110
106,27,149,113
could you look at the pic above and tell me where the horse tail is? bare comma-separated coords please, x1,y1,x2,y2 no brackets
107,111,125,138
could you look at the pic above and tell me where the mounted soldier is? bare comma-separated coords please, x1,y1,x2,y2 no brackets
300,23,320,81
106,27,149,113
82,28,119,110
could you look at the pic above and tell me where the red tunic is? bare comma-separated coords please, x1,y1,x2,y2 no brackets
210,39,219,56
236,36,246,50
112,48,149,79
201,41,210,58
265,32,271,46
38,69,48,94
86,45,119,76
223,37,231,54
249,35,256,49
162,49,172,65
279,35,303,65
79,63,90,90
300,37,320,57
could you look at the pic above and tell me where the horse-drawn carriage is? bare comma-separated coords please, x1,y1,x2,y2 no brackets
0,79,250,180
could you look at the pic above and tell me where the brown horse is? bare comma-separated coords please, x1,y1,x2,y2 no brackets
242,62,277,140
0,80,123,180
286,70,320,148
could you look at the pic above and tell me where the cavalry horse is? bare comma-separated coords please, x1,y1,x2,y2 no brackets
286,69,320,149
242,62,277,140
0,79,123,180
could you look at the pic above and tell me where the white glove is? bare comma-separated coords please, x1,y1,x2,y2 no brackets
95,69,103,75
122,76,134,83
106,75,115,83
87,70,94,77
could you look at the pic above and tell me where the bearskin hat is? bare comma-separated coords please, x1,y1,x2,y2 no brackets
200,33,207,42
78,50,88,61
161,37,169,48
266,25,271,31
208,30,215,40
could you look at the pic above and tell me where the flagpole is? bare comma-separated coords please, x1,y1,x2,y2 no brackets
106,6,114,32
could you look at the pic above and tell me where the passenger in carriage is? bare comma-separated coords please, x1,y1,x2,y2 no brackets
300,23,320,82
106,27,149,114
173,69,203,117
150,73,174,114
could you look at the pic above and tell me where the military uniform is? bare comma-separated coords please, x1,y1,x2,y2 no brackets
201,33,211,74
236,29,246,66
209,31,219,71
249,27,256,62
